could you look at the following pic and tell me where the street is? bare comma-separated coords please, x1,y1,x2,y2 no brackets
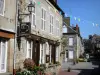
58,60,100,75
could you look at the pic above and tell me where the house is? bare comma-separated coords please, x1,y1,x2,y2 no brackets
15,0,64,70
62,17,84,63
0,0,16,74
86,34,100,58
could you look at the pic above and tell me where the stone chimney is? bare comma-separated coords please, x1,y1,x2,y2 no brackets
54,0,57,3
76,24,79,32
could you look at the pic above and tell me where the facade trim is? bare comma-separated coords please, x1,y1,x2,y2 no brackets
0,30,15,39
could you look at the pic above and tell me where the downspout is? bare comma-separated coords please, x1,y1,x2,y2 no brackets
13,0,18,74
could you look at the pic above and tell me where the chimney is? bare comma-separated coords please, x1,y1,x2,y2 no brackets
54,0,57,3
76,24,79,32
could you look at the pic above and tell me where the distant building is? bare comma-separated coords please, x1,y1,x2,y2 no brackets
62,18,84,63
91,34,100,54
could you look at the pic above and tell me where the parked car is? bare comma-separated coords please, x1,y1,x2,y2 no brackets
85,53,90,62
78,55,86,62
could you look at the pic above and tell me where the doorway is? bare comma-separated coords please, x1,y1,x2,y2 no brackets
32,40,40,66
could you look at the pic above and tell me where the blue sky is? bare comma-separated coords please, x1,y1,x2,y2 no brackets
58,0,100,39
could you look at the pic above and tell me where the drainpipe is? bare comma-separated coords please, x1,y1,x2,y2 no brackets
13,0,18,75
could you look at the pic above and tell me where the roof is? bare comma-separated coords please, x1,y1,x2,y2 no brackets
48,0,65,16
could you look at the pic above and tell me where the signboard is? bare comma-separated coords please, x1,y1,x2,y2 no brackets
20,22,31,36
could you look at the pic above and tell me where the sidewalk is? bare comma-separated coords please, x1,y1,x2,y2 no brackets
57,70,79,75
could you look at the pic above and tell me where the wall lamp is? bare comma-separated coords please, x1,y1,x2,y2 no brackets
18,1,35,21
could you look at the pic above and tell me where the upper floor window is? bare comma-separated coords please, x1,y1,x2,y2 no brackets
50,15,53,33
56,20,59,36
0,0,5,16
41,8,46,30
69,37,73,46
32,2,36,27
63,25,67,33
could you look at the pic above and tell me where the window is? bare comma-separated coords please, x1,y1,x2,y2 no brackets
63,25,67,33
0,40,7,73
26,41,32,58
32,2,36,27
49,45,51,63
41,44,43,64
41,8,46,30
0,0,5,16
56,46,59,61
68,51,73,59
69,37,73,46
40,43,46,64
56,20,59,36
50,15,53,33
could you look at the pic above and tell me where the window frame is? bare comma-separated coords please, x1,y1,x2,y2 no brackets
50,14,54,34
56,19,60,36
41,7,46,30
0,40,7,73
26,40,33,59
0,0,5,16
69,37,74,46
63,25,67,33
31,1,36,28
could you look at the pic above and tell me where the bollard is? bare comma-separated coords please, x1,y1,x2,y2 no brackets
67,67,71,72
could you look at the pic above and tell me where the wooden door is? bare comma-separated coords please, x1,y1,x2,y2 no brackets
32,40,40,66
51,45,56,64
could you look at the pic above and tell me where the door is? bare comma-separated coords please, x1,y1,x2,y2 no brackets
51,45,56,64
0,40,7,73
65,50,68,62
32,40,40,66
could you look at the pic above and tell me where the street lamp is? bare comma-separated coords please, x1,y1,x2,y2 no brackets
18,1,35,35
18,1,35,17
28,1,35,14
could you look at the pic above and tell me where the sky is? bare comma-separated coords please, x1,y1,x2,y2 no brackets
57,0,100,39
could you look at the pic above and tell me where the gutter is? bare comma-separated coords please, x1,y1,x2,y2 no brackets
13,0,18,74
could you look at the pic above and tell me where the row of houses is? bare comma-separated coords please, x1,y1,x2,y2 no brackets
0,0,84,74
62,17,84,63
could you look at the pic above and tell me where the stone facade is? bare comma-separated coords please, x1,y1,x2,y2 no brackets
62,19,84,63
15,0,63,70
0,0,16,73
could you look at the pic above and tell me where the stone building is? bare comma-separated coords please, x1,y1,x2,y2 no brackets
0,0,16,74
15,0,64,70
63,18,84,63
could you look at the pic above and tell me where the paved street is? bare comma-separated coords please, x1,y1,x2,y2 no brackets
57,61,100,75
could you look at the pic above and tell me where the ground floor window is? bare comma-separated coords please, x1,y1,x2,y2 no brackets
26,40,33,58
0,39,7,73
40,43,46,64
68,50,74,59
56,46,59,62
